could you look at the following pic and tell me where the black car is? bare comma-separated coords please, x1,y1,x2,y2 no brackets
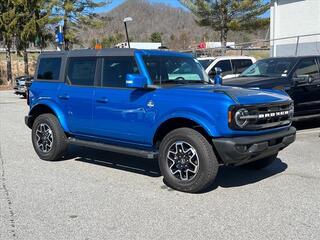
14,75,33,98
223,56,320,120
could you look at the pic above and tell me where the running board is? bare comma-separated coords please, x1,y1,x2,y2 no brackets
68,138,158,159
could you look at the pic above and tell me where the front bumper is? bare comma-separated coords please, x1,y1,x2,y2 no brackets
212,127,296,166
25,115,32,129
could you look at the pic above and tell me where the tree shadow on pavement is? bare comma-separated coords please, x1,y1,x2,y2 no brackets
64,145,288,192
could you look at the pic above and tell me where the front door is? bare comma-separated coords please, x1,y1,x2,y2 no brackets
210,59,233,78
92,56,153,144
289,57,320,115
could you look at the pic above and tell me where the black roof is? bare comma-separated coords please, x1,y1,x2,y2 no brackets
264,55,320,60
39,48,136,57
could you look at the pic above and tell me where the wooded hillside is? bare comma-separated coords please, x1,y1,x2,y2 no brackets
79,0,267,50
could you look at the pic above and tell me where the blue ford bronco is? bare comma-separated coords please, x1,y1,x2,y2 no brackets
25,49,296,193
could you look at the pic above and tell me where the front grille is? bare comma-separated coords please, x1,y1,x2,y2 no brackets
229,102,294,130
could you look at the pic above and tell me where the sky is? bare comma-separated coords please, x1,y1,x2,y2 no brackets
95,0,187,13
95,0,270,17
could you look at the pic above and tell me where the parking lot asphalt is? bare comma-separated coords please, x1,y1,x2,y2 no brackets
1,90,320,240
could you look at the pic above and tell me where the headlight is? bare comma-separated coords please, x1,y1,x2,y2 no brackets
234,108,249,128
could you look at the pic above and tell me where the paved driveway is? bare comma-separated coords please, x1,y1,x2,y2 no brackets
1,90,320,240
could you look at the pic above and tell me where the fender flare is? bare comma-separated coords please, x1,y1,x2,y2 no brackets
150,109,220,143
29,100,70,132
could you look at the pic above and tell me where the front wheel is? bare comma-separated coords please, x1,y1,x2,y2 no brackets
32,113,68,161
159,128,219,193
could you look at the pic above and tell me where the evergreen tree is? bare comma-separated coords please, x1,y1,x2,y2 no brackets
52,0,109,50
150,32,162,43
0,0,17,84
16,0,56,75
180,0,269,53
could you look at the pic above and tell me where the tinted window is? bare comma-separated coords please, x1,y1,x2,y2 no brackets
143,56,209,84
37,58,61,80
240,58,296,77
213,60,232,76
67,58,97,86
198,59,214,69
294,58,319,78
231,59,253,74
102,57,139,88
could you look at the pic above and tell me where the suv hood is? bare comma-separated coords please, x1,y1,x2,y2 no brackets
162,84,291,105
222,76,284,88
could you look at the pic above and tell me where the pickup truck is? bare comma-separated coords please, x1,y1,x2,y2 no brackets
197,56,255,79
25,49,296,193
223,56,320,120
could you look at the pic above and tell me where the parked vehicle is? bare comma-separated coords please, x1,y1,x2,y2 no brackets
25,49,296,193
14,75,33,98
197,56,256,79
223,56,320,120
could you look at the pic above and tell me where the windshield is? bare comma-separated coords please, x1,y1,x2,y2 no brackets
143,55,210,85
198,59,214,69
240,58,297,77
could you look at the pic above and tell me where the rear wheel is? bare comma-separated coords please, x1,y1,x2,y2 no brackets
32,113,68,161
241,154,278,170
159,128,219,193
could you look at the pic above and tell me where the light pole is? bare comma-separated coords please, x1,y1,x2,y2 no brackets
123,17,133,48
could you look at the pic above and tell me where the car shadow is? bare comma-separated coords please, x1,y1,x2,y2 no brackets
64,145,161,177
201,158,288,193
64,146,287,192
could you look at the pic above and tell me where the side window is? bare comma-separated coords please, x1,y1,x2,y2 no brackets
37,58,61,80
213,60,232,76
66,58,97,86
102,56,139,88
294,58,319,79
232,59,253,74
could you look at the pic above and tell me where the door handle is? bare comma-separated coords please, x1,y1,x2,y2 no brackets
58,94,69,100
96,97,109,103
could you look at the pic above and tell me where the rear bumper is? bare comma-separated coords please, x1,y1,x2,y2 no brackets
14,86,27,95
212,127,296,166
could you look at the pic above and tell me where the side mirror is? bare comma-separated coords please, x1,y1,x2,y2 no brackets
214,67,223,85
126,74,148,88
215,67,222,75
293,75,312,85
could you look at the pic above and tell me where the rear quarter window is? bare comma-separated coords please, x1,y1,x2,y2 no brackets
37,57,61,80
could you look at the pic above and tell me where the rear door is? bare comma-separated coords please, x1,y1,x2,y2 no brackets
58,57,98,135
289,57,320,115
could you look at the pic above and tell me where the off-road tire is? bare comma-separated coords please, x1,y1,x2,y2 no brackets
32,113,68,161
159,128,219,193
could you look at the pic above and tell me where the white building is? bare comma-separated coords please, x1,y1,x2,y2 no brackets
115,42,161,49
270,0,320,57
